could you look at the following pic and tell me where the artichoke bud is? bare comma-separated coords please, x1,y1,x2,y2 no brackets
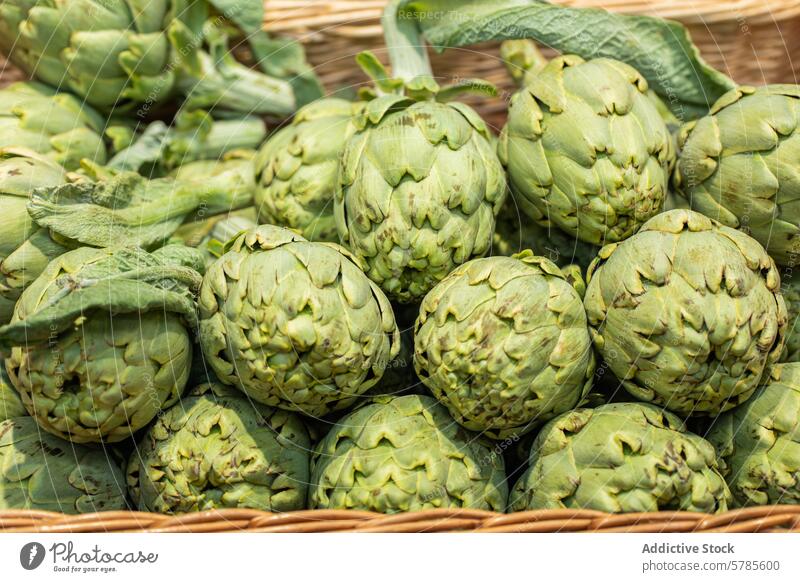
674,85,800,266
254,98,363,243
311,395,509,513
335,53,507,303
414,253,595,439
584,209,788,416
498,55,675,246
128,382,311,513
707,363,800,506
0,417,127,513
0,245,204,443
199,224,400,416
510,403,732,514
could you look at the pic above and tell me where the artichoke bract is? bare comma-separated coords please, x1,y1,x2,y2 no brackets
128,383,311,513
311,394,508,513
0,417,127,513
0,149,74,304
510,403,732,514
199,225,400,416
0,0,318,115
0,365,24,421
584,209,787,416
0,82,106,171
674,85,800,266
498,55,675,246
255,98,361,243
335,55,506,303
414,251,595,439
0,244,204,443
707,364,800,506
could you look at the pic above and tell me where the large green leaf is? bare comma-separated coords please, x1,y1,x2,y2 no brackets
395,0,736,117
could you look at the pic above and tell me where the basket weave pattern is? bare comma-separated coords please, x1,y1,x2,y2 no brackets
1,506,800,533
1,1,799,534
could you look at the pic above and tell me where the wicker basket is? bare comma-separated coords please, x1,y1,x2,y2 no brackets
1,1,799,534
1,506,800,533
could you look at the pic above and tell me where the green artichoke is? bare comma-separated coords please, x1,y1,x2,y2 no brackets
414,251,595,438
0,244,203,443
199,225,400,416
0,81,106,171
491,196,597,270
0,416,127,513
781,271,800,362
0,148,75,303
128,382,311,513
0,365,24,422
255,98,362,243
498,55,675,246
707,363,800,506
584,209,787,416
311,394,508,513
509,403,732,513
0,0,318,114
335,55,506,303
674,85,800,266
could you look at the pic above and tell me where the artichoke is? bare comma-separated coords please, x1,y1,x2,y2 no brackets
255,98,362,243
199,225,400,416
674,85,800,266
509,403,732,513
0,0,319,114
0,416,127,512
335,54,506,303
584,209,787,416
0,365,24,422
0,81,107,170
128,382,311,513
311,394,508,513
0,148,74,303
414,251,595,438
498,55,675,246
707,363,800,506
0,244,204,443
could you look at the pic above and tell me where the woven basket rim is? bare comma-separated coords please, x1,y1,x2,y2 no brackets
1,506,799,533
263,0,800,35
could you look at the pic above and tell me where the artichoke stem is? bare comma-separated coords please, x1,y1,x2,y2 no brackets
382,0,434,82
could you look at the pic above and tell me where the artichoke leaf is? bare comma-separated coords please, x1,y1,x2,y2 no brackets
0,246,202,349
391,0,736,117
28,169,253,249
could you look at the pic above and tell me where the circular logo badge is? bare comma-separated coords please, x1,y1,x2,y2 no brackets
19,542,46,570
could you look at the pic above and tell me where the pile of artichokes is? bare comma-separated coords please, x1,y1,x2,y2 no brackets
0,0,799,519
